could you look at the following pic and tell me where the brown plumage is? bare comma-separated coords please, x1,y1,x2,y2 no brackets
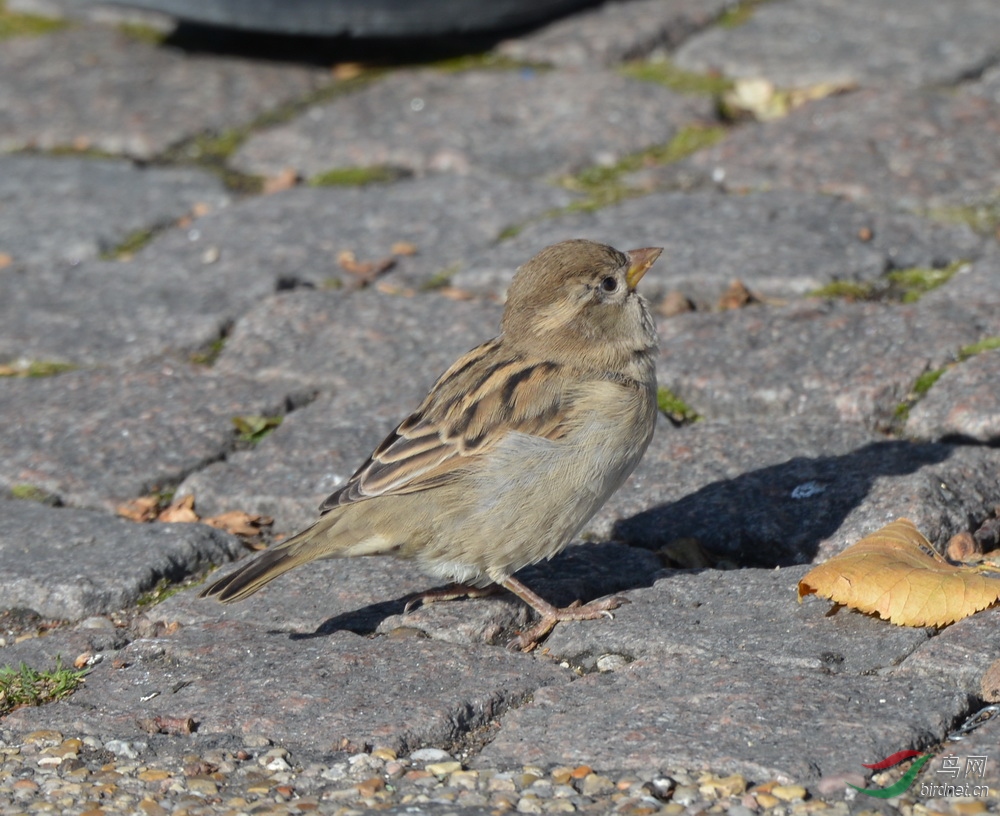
200,239,662,649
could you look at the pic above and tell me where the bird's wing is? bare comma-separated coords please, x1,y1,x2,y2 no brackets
319,338,572,511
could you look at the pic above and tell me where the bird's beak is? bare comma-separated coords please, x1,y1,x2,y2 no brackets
625,247,663,289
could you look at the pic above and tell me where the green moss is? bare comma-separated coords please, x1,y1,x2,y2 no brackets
926,199,1000,236
189,336,227,366
912,368,945,396
0,360,76,377
101,227,156,260
657,387,701,424
718,0,767,28
135,576,185,608
561,125,727,211
432,52,540,73
116,21,167,44
808,281,876,301
0,1,67,39
0,659,87,716
232,414,283,444
497,224,523,241
620,58,732,97
959,336,1000,361
420,263,460,291
886,260,965,303
10,484,49,502
308,165,400,187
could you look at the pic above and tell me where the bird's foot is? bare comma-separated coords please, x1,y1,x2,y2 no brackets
403,582,501,614
501,576,629,652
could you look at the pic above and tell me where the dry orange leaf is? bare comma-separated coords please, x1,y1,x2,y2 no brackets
157,494,198,524
798,518,1000,626
202,510,273,537
117,495,160,522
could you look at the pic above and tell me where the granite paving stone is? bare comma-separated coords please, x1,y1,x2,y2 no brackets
0,23,331,158
540,566,933,676
654,290,1000,428
230,66,715,181
0,175,560,364
0,362,297,511
211,287,505,401
131,174,579,292
906,347,1000,444
673,0,1000,90
2,620,572,759
496,0,732,67
0,258,231,365
658,82,1000,215
0,155,228,267
472,650,970,783
0,500,243,620
452,190,984,306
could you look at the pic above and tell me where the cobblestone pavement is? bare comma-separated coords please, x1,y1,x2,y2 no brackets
2,1,1000,814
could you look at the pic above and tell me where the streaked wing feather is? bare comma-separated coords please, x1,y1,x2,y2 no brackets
319,339,569,513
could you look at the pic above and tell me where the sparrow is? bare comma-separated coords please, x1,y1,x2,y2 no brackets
201,239,663,650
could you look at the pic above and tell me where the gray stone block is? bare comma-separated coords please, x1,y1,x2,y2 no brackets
661,84,1000,214
231,66,713,181
452,190,984,306
0,155,228,267
0,24,329,158
0,500,243,619
655,296,1000,428
0,363,293,510
906,348,1000,443
2,619,572,758
674,0,1000,89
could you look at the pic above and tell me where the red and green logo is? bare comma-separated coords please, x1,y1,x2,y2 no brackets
850,750,933,798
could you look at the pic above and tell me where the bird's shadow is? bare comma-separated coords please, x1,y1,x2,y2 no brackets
291,439,954,640
613,438,955,566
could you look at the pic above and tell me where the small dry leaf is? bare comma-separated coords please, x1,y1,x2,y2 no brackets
337,249,397,288
437,286,475,301
157,494,198,524
137,715,196,735
391,241,418,256
798,518,1000,627
946,531,982,563
73,653,93,669
857,226,873,242
724,77,855,121
262,167,299,194
117,496,160,523
717,279,759,311
333,61,364,80
657,290,695,317
203,510,273,537
0,253,13,269
375,281,416,296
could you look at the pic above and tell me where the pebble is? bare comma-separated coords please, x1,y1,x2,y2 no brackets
408,747,453,763
772,784,808,802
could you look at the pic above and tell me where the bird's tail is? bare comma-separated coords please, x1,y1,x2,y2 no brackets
199,518,333,603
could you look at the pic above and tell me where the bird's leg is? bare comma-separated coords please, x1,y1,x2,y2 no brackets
502,576,629,652
404,582,502,614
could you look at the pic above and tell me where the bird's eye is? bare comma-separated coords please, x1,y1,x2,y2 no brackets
600,276,618,293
